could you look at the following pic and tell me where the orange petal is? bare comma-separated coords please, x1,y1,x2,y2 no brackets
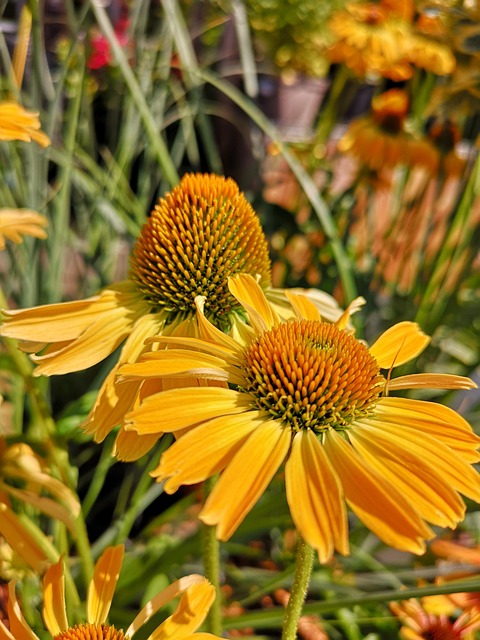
200,419,290,539
286,430,349,563
7,581,38,640
42,559,68,636
0,504,47,573
87,545,124,625
369,322,430,368
284,291,322,321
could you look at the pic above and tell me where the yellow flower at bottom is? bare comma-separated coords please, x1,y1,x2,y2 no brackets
0,102,50,147
0,173,344,462
0,209,48,250
0,545,220,640
121,274,480,563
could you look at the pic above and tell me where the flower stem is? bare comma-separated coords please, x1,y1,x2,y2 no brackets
281,535,315,640
201,478,222,636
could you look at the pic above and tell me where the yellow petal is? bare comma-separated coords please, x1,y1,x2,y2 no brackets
113,428,160,462
228,273,279,333
284,291,322,321
335,296,366,330
42,559,68,636
286,430,349,563
200,419,290,540
147,579,214,640
0,209,48,249
0,101,50,147
0,504,47,573
87,545,124,625
375,397,480,462
126,575,209,637
3,485,78,533
194,296,243,354
388,373,477,391
324,429,433,554
7,581,39,640
349,423,465,527
125,387,252,435
152,411,265,492
369,322,430,368
364,416,480,502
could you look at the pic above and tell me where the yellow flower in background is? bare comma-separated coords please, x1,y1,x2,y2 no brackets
0,101,50,147
0,209,48,250
0,173,344,462
121,274,480,563
0,438,80,533
0,544,220,640
338,89,438,171
390,597,480,639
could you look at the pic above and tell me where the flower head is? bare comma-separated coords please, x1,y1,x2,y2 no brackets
0,545,220,640
121,274,480,563
0,174,344,461
0,102,50,147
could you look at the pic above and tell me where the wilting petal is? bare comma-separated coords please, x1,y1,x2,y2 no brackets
350,423,465,527
7,582,39,640
228,273,279,333
0,504,47,573
126,575,209,638
152,411,265,492
369,322,430,368
125,387,252,435
147,579,214,640
42,559,68,636
200,419,290,540
87,545,124,625
324,429,433,554
286,430,349,563
2,485,78,533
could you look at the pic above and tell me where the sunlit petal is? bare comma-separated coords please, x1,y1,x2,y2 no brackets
369,322,430,368
42,559,68,636
7,582,39,640
228,273,279,332
87,545,124,625
388,373,476,391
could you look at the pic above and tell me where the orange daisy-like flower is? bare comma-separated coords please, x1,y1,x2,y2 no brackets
0,174,344,462
120,274,480,563
0,102,50,147
390,597,480,639
0,209,48,250
0,544,220,640
326,2,413,81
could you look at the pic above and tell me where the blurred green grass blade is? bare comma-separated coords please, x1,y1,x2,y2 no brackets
91,0,179,187
231,0,259,98
195,68,357,303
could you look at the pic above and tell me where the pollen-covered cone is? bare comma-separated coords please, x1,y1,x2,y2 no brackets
0,101,50,147
121,273,480,564
0,544,220,640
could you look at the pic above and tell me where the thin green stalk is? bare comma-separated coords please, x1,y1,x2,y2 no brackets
281,536,315,640
201,477,222,636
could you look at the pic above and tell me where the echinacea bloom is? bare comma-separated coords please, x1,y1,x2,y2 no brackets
0,438,80,533
121,273,480,563
0,544,220,640
0,209,48,250
338,89,438,171
390,597,480,639
0,173,344,461
0,102,50,147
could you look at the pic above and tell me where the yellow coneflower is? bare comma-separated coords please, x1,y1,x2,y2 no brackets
0,173,344,461
0,102,50,147
326,2,413,81
0,544,220,640
0,209,48,250
120,274,480,563
390,597,480,639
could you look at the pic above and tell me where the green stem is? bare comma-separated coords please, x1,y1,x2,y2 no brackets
281,536,315,640
201,477,222,636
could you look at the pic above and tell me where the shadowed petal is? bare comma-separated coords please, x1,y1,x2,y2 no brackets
228,273,279,333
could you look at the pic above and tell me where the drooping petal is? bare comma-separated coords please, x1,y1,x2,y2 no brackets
2,485,78,533
87,545,124,625
113,428,161,462
146,579,214,640
324,429,433,554
228,273,279,333
7,582,39,640
42,559,68,636
0,504,47,573
335,297,366,330
126,575,209,638
349,423,465,527
388,373,476,391
152,411,266,492
194,296,243,354
284,291,322,321
125,387,252,435
200,419,290,540
0,619,16,640
375,397,480,462
369,322,430,369
286,430,349,563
